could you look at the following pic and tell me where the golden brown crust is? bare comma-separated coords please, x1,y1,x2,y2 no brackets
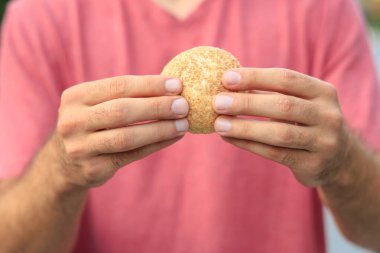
161,46,241,134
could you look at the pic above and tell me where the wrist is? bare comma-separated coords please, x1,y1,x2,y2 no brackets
321,129,356,188
321,132,371,191
30,133,88,200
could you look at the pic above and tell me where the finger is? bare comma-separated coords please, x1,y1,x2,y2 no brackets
69,75,182,105
221,136,307,169
79,137,183,187
86,96,189,131
214,116,317,151
213,92,319,125
222,68,329,99
86,119,188,154
105,136,183,171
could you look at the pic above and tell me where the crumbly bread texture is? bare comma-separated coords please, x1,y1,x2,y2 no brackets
161,46,241,134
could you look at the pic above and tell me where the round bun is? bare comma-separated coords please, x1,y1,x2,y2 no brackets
161,46,241,134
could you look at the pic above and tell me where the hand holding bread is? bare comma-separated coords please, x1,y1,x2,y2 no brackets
54,75,189,189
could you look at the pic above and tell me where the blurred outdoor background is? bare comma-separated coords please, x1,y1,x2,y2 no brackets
0,0,379,253
0,0,5,21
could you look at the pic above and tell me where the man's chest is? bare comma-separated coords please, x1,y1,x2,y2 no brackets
60,0,316,87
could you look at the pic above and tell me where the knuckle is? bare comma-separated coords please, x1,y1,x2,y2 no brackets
239,120,253,137
108,77,127,97
91,137,110,154
296,130,316,150
107,101,127,119
241,95,255,112
90,105,108,120
56,119,69,137
81,166,104,186
151,99,163,118
65,141,86,159
98,130,135,153
276,96,296,114
61,84,85,105
60,89,70,105
279,69,298,86
277,127,295,145
57,115,78,137
87,107,104,128
302,103,319,123
141,76,157,93
320,135,339,151
277,69,312,91
324,109,343,129
60,87,75,105
62,148,115,187
90,102,127,125
113,130,134,150
87,138,102,155
245,69,258,86
309,157,325,172
266,146,283,160
323,83,338,98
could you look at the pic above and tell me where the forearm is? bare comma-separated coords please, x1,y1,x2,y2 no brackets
319,134,380,251
0,137,87,253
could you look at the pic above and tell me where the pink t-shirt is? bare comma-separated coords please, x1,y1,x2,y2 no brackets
1,0,379,252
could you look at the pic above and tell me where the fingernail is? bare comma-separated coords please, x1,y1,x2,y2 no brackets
171,98,189,115
223,71,241,85
175,119,189,132
165,78,181,93
215,118,232,132
215,95,233,110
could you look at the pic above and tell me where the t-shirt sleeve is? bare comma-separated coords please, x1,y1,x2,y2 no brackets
0,1,64,178
312,0,380,150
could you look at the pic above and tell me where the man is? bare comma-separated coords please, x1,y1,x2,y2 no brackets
0,0,379,252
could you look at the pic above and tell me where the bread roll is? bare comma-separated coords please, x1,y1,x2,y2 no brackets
162,46,241,134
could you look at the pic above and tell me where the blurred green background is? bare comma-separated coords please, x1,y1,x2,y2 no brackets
0,0,7,22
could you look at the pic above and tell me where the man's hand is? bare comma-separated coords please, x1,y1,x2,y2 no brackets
54,75,189,190
213,68,352,187
0,75,190,253
213,68,380,250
